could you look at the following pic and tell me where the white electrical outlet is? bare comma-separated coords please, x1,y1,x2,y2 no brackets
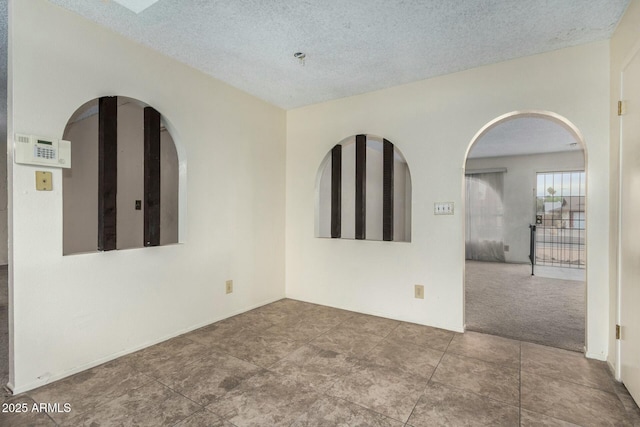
434,202,454,215
225,280,233,294
415,284,424,299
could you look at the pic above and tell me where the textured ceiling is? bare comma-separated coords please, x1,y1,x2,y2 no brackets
468,117,582,159
49,0,629,109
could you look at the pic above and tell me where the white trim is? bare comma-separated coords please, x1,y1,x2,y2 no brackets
621,36,640,72
586,351,607,362
462,110,589,355
284,294,465,334
465,167,507,175
615,46,640,381
616,68,625,381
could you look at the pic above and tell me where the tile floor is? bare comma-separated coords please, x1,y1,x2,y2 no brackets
2,299,639,426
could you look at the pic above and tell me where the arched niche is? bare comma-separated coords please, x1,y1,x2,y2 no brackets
62,96,181,254
315,134,412,242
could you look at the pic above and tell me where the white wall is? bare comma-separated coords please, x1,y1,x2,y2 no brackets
8,0,286,392
609,0,640,377
466,151,585,264
286,41,610,359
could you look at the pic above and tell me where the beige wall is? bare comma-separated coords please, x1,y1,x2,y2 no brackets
286,41,610,360
466,150,585,264
609,0,640,377
62,101,179,254
8,0,286,393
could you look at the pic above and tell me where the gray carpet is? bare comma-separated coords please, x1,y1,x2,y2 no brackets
465,260,585,352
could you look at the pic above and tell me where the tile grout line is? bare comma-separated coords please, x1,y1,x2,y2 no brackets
320,394,408,426
309,319,403,395
177,308,360,420
522,369,623,396
146,375,207,410
446,331,523,362
261,310,360,369
24,368,158,424
114,374,208,426
444,347,520,371
520,407,597,426
168,408,225,427
316,321,408,421
37,394,61,427
424,333,450,386
428,378,520,409
287,311,355,346
403,391,422,426
197,307,362,424
519,366,626,425
466,328,584,354
367,321,401,350
276,311,355,350
297,316,431,424
403,330,455,426
127,351,277,426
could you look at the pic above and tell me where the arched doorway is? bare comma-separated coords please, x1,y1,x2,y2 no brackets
463,111,587,352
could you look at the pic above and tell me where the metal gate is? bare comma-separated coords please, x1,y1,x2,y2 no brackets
535,171,585,268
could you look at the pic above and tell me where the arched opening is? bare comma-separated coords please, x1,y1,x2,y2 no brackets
463,111,587,353
62,96,182,254
315,134,412,242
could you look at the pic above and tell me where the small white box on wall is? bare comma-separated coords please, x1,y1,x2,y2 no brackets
14,133,71,169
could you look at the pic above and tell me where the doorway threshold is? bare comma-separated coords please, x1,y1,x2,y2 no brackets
534,265,585,281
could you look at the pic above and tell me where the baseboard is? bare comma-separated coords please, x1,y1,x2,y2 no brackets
585,351,607,361
10,295,285,395
285,294,464,333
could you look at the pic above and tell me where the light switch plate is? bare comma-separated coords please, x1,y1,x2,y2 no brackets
434,202,454,215
36,171,52,191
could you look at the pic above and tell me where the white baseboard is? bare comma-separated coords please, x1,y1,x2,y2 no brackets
10,295,284,395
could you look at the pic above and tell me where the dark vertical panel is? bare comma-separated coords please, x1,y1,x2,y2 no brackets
383,139,394,241
355,134,366,240
144,107,161,247
330,144,342,238
98,96,118,251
